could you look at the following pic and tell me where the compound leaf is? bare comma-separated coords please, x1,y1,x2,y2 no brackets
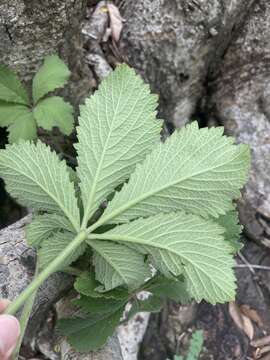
39,231,85,270
90,212,236,304
0,101,30,127
88,239,151,291
76,64,161,226
34,96,74,135
0,64,29,105
26,213,74,248
8,111,37,143
57,307,123,352
102,122,250,224
32,55,70,104
0,141,80,231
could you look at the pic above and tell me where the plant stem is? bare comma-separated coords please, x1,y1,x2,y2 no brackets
5,231,87,316
12,265,39,360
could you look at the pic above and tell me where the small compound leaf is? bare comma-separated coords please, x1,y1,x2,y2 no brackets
88,239,151,291
0,141,80,231
34,96,74,135
8,111,37,143
74,272,129,299
39,231,86,270
73,295,126,315
57,307,123,352
145,276,191,304
216,211,243,252
186,330,204,360
0,64,29,105
0,101,30,127
102,122,250,224
32,55,70,104
26,213,74,248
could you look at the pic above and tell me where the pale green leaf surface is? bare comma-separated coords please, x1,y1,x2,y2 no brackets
186,330,204,360
76,64,161,226
34,96,74,135
102,122,250,224
57,308,123,351
8,112,37,143
88,239,151,291
26,213,74,248
74,272,128,299
0,101,30,127
39,231,86,270
0,64,29,105
0,141,80,231
90,212,236,304
216,211,242,252
32,55,70,104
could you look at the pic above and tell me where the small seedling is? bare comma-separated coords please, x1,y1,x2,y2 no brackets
0,55,74,143
0,64,250,353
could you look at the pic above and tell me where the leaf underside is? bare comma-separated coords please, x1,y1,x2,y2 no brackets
76,64,161,225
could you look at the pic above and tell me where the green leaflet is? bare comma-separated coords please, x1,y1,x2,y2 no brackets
0,64,29,105
57,307,124,352
0,101,30,127
89,239,151,291
73,295,126,315
39,231,86,270
26,214,74,248
216,210,242,252
186,330,204,360
8,111,37,143
33,96,74,135
0,141,80,232
89,212,236,304
32,55,70,104
74,272,129,299
101,122,250,224
127,295,164,320
76,64,161,227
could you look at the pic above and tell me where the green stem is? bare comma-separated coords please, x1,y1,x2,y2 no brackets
6,231,87,316
12,265,39,360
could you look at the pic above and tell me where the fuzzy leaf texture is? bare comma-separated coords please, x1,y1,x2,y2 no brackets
89,212,236,304
26,214,74,248
32,55,70,104
76,64,161,227
0,65,29,105
102,123,250,224
33,96,74,135
0,141,80,232
89,239,151,291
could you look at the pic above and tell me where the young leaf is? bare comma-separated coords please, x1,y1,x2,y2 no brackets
73,295,126,315
216,211,242,252
186,330,204,360
0,101,30,127
76,64,161,227
34,96,74,135
57,307,124,352
102,123,250,224
89,239,151,291
145,276,191,304
39,231,86,270
74,272,129,300
26,214,74,248
32,55,70,104
89,212,236,304
8,112,37,143
0,141,80,231
0,64,29,105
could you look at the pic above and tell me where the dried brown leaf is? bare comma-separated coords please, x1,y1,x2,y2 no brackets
107,3,124,42
229,302,254,340
240,304,263,328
